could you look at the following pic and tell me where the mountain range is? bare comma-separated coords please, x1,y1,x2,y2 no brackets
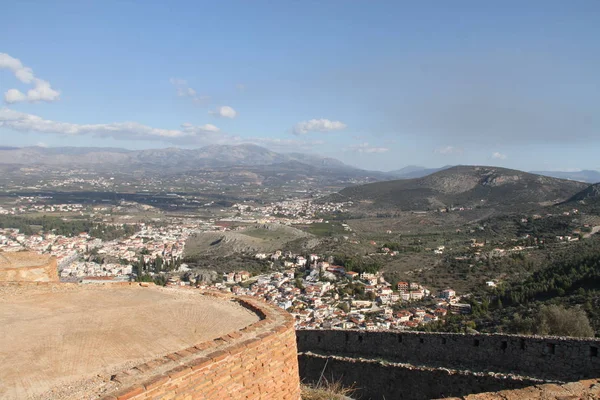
0,145,394,187
0,145,597,186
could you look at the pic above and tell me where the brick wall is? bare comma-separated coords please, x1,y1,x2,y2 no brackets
296,329,600,381
102,293,301,400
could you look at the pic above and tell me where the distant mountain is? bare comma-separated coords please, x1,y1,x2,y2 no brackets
530,170,600,184
388,165,453,179
329,165,588,211
0,144,347,170
0,144,393,184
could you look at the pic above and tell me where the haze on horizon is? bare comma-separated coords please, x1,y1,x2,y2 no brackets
1,1,599,172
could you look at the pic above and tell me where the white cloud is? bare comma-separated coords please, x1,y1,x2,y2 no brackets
345,142,389,154
0,108,219,143
209,105,237,119
0,108,329,153
492,151,507,160
435,146,463,155
0,53,60,103
180,122,220,134
292,118,347,135
169,78,210,105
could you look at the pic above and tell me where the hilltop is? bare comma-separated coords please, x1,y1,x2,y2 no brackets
330,165,588,212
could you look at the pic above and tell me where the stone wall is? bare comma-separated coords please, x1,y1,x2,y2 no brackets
102,292,301,400
299,352,544,400
296,329,600,381
0,252,58,282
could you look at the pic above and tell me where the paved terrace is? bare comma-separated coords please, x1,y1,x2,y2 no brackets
0,284,260,399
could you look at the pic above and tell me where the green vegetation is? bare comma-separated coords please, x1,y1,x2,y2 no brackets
332,254,381,274
421,239,600,337
306,222,347,237
0,214,138,240
497,241,600,306
507,305,594,337
181,254,272,275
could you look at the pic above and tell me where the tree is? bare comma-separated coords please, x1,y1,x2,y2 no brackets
536,305,594,338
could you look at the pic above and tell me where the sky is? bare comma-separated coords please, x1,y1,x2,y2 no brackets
1,1,599,172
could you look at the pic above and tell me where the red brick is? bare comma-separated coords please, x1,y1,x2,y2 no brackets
114,385,145,400
167,365,192,380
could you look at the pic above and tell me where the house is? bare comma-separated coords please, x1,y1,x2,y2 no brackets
396,310,411,322
397,281,409,292
450,303,472,315
434,308,448,317
296,256,307,267
409,290,424,300
440,289,456,299
346,271,359,280
223,272,236,283
360,272,377,280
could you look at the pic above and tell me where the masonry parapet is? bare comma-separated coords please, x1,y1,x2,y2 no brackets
296,329,600,381
102,290,301,400
0,282,300,400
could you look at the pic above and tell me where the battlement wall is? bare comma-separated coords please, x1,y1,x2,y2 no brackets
102,291,301,400
296,329,600,381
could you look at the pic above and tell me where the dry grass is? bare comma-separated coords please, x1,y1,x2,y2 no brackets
301,378,356,400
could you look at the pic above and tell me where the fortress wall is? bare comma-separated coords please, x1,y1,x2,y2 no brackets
103,292,301,400
298,353,543,400
296,330,600,381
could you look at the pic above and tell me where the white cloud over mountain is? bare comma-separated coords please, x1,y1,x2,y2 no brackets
0,53,60,103
292,118,346,135
435,146,463,155
345,142,389,154
0,108,321,152
0,108,219,142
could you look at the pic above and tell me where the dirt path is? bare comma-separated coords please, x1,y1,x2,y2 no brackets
584,225,600,238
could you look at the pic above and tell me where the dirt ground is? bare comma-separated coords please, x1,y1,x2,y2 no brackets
0,284,258,399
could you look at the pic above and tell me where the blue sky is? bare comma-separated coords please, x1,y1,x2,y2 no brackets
1,1,599,172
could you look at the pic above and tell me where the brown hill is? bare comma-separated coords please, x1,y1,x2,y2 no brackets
332,165,588,211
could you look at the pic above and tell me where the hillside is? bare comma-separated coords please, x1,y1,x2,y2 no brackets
568,183,600,202
562,184,600,213
388,165,453,179
530,170,600,183
332,166,588,211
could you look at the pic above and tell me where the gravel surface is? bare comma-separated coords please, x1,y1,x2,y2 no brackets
0,284,258,399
